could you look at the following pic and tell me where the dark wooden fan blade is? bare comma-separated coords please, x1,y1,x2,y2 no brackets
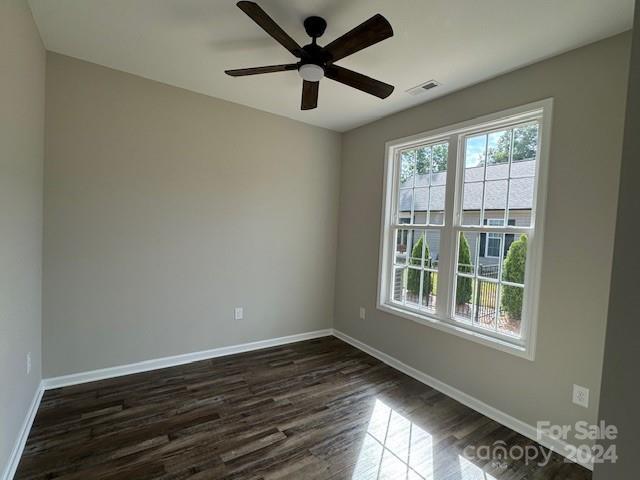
301,81,319,110
325,65,394,99
324,14,393,62
225,64,298,76
237,1,303,58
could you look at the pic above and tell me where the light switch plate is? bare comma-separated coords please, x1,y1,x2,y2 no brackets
234,307,243,320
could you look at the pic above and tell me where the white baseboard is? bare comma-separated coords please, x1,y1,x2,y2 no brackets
332,329,593,471
4,329,332,480
2,382,44,480
42,329,333,390
6,328,591,480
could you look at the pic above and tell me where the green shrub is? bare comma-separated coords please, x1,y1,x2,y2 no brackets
456,233,473,305
407,237,431,298
502,234,527,319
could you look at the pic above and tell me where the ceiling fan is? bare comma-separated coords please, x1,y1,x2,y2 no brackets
225,1,394,110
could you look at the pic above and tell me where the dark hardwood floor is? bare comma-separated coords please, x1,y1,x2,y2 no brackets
16,336,591,479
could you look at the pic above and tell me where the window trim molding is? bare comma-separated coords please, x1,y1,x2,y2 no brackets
377,99,553,361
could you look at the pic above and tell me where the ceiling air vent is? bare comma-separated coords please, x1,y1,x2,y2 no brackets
406,80,440,96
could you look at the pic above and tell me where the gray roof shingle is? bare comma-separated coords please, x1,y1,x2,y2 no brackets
399,160,535,212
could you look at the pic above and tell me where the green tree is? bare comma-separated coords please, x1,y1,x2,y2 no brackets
407,237,431,298
487,124,538,165
400,144,449,185
400,150,415,185
488,131,510,164
432,143,448,172
512,124,538,161
456,233,473,305
501,234,527,319
416,147,429,176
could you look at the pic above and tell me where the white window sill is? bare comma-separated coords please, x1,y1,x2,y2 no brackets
377,302,535,361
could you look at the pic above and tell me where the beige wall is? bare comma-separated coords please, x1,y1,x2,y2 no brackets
596,4,639,478
334,33,630,447
43,53,341,377
0,0,45,474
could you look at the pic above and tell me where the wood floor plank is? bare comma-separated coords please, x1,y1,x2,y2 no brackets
15,337,591,479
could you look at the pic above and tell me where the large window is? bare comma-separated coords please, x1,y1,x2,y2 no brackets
378,101,551,359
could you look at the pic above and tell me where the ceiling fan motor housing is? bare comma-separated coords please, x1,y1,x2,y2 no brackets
298,39,330,82
303,16,327,39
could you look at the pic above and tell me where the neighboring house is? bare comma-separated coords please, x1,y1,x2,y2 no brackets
397,159,534,268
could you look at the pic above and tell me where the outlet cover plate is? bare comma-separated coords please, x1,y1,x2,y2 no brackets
572,384,589,408
234,307,243,320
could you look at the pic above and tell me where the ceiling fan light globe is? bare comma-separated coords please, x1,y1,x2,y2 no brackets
298,64,324,82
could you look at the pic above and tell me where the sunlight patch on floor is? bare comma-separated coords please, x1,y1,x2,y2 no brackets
457,456,498,480
352,399,434,479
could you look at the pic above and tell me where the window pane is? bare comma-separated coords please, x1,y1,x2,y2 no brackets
499,284,523,336
455,278,500,332
483,180,507,225
473,279,498,330
422,271,437,311
462,136,486,225
415,146,430,187
457,232,478,275
481,221,503,278
424,230,440,270
412,187,429,224
404,230,440,311
398,189,413,222
465,134,486,167
507,123,535,226
454,230,478,322
455,230,500,333
406,268,422,308
486,162,510,181
486,129,510,181
399,150,416,188
392,267,407,303
512,123,538,162
462,135,484,226
487,129,511,166
429,186,445,225
408,230,425,266
431,143,448,185
394,229,410,265
461,182,482,225
510,156,536,178
502,234,528,286
508,177,534,226
395,229,428,266
454,276,474,322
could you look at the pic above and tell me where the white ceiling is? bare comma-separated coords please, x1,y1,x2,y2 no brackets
29,0,634,132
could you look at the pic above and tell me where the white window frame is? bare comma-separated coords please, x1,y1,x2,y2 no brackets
377,99,552,360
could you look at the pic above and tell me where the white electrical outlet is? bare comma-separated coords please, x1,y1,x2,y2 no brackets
234,307,243,320
26,352,32,375
359,307,366,320
572,384,589,408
